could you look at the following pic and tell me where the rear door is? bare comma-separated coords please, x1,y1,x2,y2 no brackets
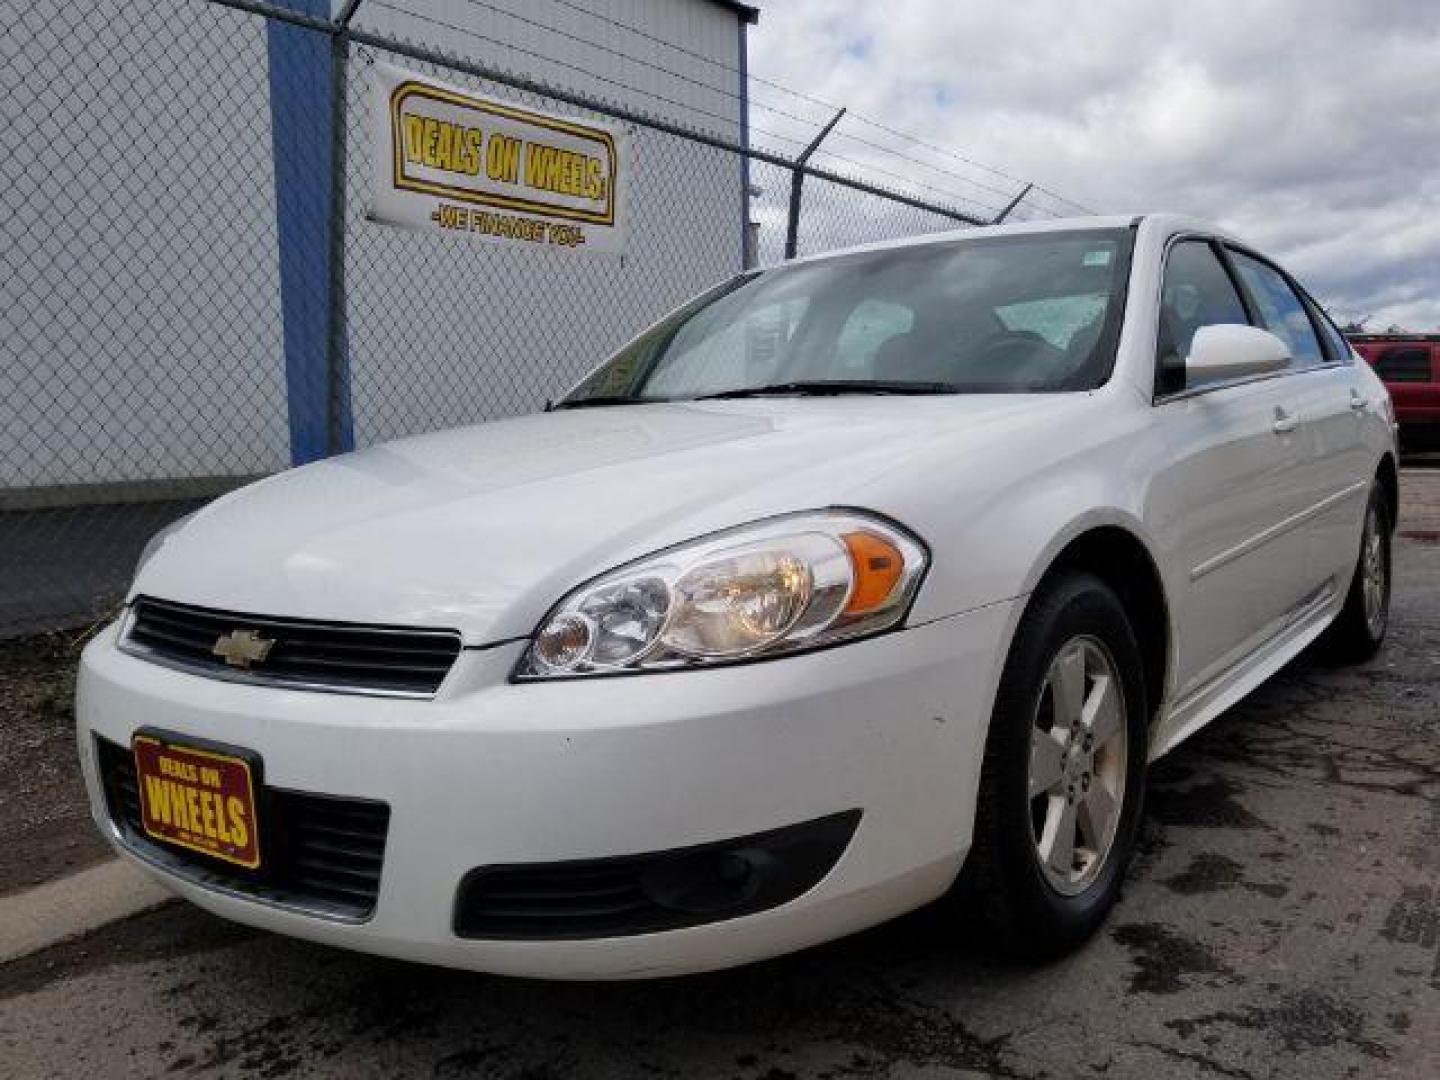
1224,249,1370,603
1149,239,1314,699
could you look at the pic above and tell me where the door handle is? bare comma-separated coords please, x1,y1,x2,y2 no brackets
1272,406,1298,435
1350,390,1368,411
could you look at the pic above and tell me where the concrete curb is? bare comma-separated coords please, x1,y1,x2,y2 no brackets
0,858,171,963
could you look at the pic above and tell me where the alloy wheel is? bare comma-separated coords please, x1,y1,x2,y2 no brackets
1027,635,1128,896
1361,502,1388,639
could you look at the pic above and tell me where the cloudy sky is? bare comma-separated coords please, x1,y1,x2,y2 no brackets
747,0,1440,330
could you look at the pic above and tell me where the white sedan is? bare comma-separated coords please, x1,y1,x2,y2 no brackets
77,214,1397,979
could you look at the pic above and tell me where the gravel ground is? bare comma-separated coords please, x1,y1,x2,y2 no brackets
1,472,1436,1080
0,628,112,895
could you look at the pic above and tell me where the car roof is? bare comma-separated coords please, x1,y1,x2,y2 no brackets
781,213,1242,268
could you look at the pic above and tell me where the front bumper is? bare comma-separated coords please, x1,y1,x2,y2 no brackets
77,601,1015,979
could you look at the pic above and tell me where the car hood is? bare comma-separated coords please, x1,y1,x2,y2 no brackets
133,396,1093,644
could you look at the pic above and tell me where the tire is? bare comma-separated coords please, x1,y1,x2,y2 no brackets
1319,483,1391,664
964,571,1149,958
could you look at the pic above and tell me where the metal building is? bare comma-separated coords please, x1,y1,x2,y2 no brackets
0,0,758,502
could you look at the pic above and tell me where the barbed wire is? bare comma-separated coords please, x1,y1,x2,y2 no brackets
449,0,1049,214
366,1,807,149
539,0,1095,217
367,0,1018,218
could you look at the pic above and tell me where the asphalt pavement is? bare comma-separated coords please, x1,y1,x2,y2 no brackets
2,472,1437,1080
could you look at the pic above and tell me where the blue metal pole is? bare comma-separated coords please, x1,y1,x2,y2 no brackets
737,18,751,270
265,0,353,464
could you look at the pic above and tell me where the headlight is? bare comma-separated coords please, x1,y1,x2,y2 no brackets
516,511,927,679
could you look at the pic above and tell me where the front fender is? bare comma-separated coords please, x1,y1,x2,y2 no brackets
890,402,1164,626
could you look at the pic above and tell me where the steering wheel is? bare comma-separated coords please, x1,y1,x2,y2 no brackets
969,329,1065,385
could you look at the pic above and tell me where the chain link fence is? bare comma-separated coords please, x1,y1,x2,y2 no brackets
1,0,1026,639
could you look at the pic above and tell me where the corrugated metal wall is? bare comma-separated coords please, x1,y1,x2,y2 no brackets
0,0,291,491
0,0,744,491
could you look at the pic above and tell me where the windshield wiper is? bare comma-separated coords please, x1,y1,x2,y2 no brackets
553,380,959,409
696,379,958,400
549,395,667,410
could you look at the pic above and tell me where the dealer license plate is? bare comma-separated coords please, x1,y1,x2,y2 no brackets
132,733,261,870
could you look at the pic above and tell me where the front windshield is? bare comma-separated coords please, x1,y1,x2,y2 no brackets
563,228,1133,404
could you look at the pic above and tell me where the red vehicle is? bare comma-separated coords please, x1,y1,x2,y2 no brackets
1349,333,1440,449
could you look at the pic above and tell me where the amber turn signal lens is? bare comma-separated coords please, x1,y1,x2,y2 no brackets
841,531,905,615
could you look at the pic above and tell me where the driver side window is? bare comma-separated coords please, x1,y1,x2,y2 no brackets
1157,240,1250,394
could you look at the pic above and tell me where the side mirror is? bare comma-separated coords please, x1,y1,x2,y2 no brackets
1186,324,1290,384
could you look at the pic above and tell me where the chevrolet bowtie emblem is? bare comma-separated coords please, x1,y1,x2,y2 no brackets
212,628,275,669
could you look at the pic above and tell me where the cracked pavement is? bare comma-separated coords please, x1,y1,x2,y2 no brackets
2,471,1437,1080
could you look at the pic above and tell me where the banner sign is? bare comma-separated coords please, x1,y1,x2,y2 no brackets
369,64,628,254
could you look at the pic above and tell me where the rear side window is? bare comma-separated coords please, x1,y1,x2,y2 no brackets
1228,251,1325,368
1372,345,1433,383
1304,298,1353,365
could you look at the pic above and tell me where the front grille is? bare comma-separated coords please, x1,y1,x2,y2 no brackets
97,736,389,921
123,595,462,697
455,810,862,940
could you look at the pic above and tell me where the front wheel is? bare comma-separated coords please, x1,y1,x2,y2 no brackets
1319,483,1391,663
964,571,1149,958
